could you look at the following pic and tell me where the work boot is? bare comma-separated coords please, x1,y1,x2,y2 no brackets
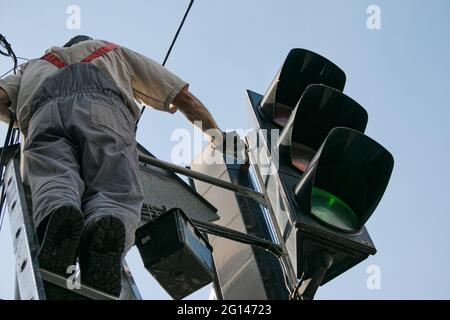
79,215,125,297
38,205,84,275
38,205,85,300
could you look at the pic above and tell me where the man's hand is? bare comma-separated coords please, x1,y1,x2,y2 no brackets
212,130,249,167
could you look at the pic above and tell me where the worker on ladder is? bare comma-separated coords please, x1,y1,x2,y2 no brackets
0,35,227,298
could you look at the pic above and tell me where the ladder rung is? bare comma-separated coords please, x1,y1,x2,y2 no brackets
40,269,119,300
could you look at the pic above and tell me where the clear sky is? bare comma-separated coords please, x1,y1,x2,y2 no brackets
1,0,449,300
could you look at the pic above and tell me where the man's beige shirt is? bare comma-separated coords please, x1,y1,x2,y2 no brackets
0,39,187,134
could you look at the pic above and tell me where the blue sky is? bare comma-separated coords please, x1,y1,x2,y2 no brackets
1,0,449,299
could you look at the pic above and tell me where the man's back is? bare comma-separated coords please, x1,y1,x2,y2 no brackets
1,39,186,134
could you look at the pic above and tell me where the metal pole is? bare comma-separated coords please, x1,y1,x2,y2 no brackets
205,233,224,301
138,153,269,207
192,219,283,258
211,261,224,300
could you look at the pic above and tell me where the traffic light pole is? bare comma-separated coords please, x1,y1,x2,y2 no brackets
245,141,299,294
300,253,334,300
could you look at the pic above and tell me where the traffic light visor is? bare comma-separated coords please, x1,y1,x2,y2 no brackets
294,127,394,232
277,85,368,172
260,49,346,127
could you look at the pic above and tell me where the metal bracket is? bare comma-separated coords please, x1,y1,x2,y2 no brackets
192,219,284,258
138,153,269,208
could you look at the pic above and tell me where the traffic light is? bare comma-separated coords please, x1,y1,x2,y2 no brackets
246,48,394,299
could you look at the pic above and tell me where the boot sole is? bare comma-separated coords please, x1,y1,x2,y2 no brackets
38,205,84,275
38,205,85,300
80,216,125,297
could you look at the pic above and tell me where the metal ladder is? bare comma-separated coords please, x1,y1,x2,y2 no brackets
3,150,141,300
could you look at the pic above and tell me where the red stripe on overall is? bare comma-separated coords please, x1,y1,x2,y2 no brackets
41,42,119,68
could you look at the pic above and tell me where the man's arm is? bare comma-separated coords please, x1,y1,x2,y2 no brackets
173,86,248,165
172,86,223,144
0,65,25,125
0,87,12,123
121,47,223,143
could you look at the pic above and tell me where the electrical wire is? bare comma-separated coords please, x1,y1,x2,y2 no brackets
277,254,298,299
0,192,7,234
161,0,195,67
136,0,195,127
0,36,10,57
0,67,15,79
0,62,27,79
290,272,305,300
0,35,18,75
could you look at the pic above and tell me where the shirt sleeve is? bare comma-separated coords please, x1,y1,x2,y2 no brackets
119,47,187,113
0,65,25,112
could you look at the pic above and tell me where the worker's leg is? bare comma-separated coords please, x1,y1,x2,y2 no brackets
22,101,85,228
22,100,85,278
75,93,143,252
80,138,142,254
69,93,143,296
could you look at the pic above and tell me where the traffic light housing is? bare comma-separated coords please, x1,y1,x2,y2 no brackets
246,48,394,298
135,208,214,300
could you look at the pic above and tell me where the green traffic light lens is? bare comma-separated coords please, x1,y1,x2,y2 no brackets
311,187,360,232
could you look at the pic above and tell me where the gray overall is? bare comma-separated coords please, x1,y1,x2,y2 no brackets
22,62,144,252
